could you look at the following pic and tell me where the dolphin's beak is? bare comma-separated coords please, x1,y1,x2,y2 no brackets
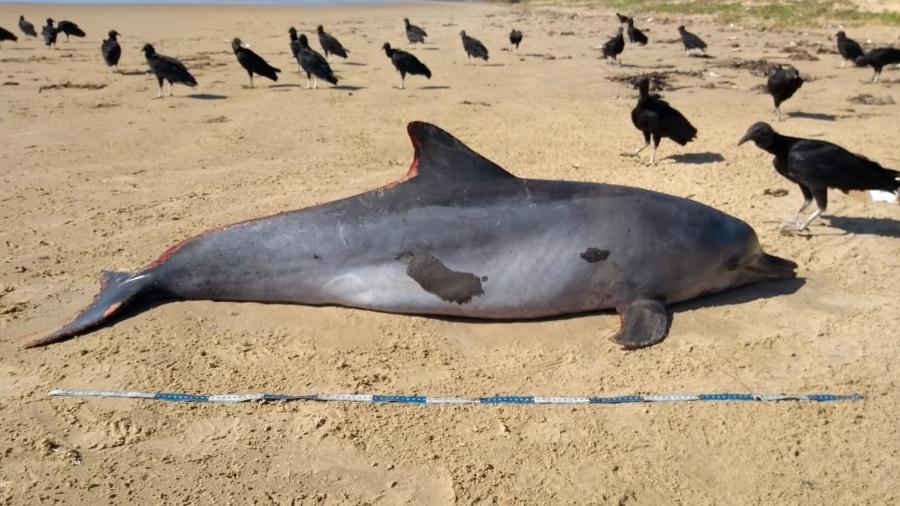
737,133,752,146
744,253,797,280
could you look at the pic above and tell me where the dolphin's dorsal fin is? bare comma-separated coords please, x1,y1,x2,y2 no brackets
395,122,517,187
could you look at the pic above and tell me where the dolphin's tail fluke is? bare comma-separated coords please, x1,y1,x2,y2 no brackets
24,271,154,348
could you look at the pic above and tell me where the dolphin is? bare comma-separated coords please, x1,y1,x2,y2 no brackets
27,122,796,350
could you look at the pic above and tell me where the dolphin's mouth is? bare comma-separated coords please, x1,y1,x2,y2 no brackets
744,253,798,280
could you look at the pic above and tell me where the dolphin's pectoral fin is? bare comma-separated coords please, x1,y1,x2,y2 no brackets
611,299,670,349
23,270,154,348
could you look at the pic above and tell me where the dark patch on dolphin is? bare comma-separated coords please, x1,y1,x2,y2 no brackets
580,248,610,263
400,249,484,304
26,121,797,350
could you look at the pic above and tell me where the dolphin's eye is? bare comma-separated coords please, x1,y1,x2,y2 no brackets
726,256,741,271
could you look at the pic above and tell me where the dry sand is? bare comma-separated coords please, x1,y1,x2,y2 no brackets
1,1,899,504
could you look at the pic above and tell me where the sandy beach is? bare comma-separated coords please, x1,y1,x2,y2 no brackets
1,1,899,504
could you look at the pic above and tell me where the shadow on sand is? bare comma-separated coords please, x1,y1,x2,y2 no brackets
332,85,365,91
788,111,837,121
668,152,725,164
186,93,228,100
672,278,805,313
823,215,900,238
615,62,649,69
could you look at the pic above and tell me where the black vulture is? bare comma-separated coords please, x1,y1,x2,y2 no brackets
141,43,197,98
629,76,697,166
0,26,16,46
42,18,57,47
57,20,85,42
459,30,488,63
404,18,427,44
855,47,900,82
316,25,348,60
382,42,430,88
626,18,648,45
296,33,338,89
835,31,864,68
509,29,523,50
739,122,899,232
678,25,706,55
19,16,37,37
231,37,280,88
766,64,803,121
101,30,122,72
601,27,625,64
288,26,302,60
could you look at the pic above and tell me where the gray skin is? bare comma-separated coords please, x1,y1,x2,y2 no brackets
27,122,796,350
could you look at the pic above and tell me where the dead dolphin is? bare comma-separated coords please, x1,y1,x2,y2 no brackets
28,122,796,350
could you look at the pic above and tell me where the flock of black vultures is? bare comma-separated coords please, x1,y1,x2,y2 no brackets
2,12,899,232
1,15,496,90
600,14,898,231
